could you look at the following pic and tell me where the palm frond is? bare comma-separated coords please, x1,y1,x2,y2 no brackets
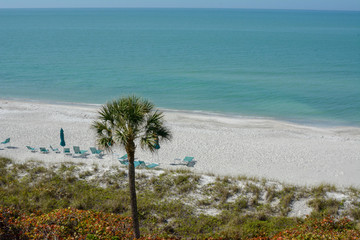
140,135,157,153
92,95,172,154
139,110,172,151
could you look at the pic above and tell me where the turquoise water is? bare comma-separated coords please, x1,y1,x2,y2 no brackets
0,8,359,126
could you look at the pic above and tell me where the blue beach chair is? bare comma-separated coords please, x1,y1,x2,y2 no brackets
50,145,60,153
90,147,104,158
73,146,88,158
183,156,194,163
119,160,129,166
39,147,49,154
26,146,37,153
64,148,72,156
1,138,10,145
174,156,196,167
145,163,160,169
137,161,160,169
183,156,196,167
134,161,145,168
1,138,10,149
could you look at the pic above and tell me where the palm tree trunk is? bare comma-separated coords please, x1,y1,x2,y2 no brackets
127,148,141,239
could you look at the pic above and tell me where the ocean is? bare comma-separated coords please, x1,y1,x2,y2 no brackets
0,8,359,126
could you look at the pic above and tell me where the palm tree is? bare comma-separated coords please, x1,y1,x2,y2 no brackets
92,96,172,238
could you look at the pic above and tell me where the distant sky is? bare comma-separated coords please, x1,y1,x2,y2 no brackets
0,0,359,11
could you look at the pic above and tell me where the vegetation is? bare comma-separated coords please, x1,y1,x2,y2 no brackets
91,96,172,238
0,157,360,239
0,207,134,239
273,215,360,239
1,207,359,239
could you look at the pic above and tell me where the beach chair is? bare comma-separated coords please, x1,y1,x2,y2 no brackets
144,163,160,169
39,147,49,154
50,145,60,153
134,161,161,169
119,159,129,166
1,138,10,145
118,160,142,168
182,156,194,163
90,147,104,158
73,146,88,158
26,146,37,152
119,154,128,160
118,160,151,169
183,156,195,166
134,161,160,169
175,156,196,167
134,161,145,168
186,161,196,167
64,148,72,156
1,138,10,149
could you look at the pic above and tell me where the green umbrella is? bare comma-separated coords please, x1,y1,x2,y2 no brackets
154,137,160,150
60,128,66,147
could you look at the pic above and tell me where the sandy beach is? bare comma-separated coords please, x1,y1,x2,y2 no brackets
1,99,359,187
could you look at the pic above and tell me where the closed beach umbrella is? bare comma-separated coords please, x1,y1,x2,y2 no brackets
153,136,160,162
154,135,160,150
60,128,66,147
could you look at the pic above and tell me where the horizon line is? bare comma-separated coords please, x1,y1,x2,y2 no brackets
0,7,359,12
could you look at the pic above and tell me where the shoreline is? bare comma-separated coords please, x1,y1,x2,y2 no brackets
1,99,360,187
1,97,358,129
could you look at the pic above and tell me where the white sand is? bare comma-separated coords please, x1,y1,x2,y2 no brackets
1,99,360,187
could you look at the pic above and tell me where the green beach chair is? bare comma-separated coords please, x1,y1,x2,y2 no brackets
90,147,104,158
1,138,16,149
119,154,128,160
118,160,150,169
119,159,129,166
39,147,49,154
145,163,160,169
1,138,10,145
64,148,72,156
183,156,194,163
175,156,196,167
135,161,160,169
26,146,37,153
183,156,196,167
118,160,142,168
50,145,60,153
134,161,160,169
134,161,145,168
73,146,88,158
1,138,10,149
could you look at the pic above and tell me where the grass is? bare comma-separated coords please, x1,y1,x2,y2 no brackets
1,156,360,239
265,185,277,202
350,204,360,221
309,183,337,198
277,186,296,216
308,198,342,217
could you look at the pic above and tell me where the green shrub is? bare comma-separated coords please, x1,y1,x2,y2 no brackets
308,198,341,217
278,187,296,216
220,196,248,212
310,184,337,198
170,214,222,238
219,215,298,239
265,185,277,202
350,204,360,221
0,157,12,168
